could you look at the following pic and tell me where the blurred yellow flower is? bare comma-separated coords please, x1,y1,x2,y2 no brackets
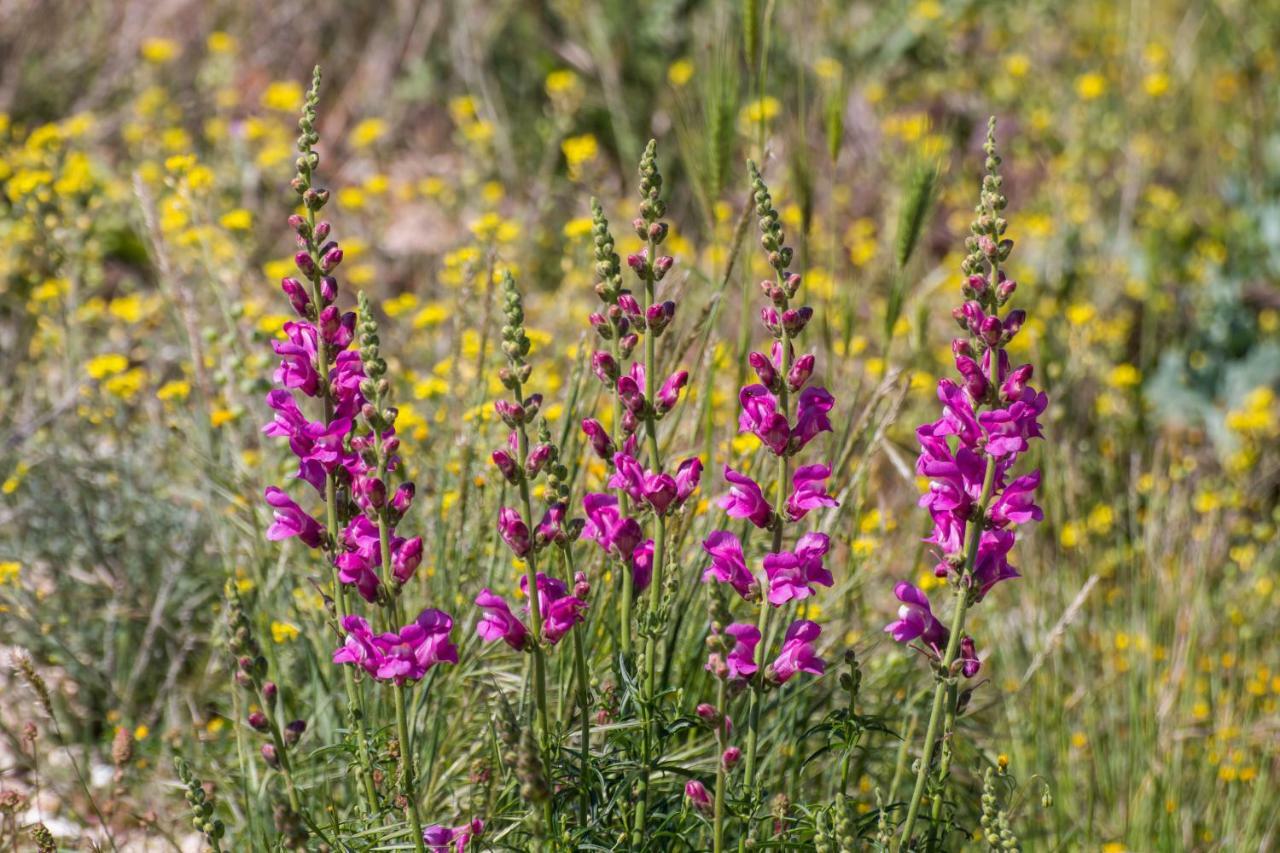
86,353,128,380
271,621,300,643
1143,72,1169,97
219,208,253,231
1004,54,1030,78
207,31,236,54
156,380,191,402
413,303,449,329
667,59,695,87
141,38,178,64
741,97,781,126
545,69,581,98
261,81,304,113
813,57,841,81
1075,72,1107,100
1106,364,1141,389
564,217,593,239
562,134,598,180
383,293,419,318
349,118,388,149
0,561,20,585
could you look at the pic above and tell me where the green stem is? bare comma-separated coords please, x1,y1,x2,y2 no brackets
634,230,667,845
713,679,728,853
512,379,555,841
563,545,592,825
898,251,1004,849
926,681,959,844
301,202,377,815
612,333,635,663
742,285,792,812
394,683,426,853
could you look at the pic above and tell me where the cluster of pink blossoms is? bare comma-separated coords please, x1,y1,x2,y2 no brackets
700,162,834,690
477,271,591,651
885,122,1047,672
578,148,701,597
261,76,453,686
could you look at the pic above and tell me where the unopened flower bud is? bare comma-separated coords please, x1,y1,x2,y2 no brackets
592,351,619,383
260,744,280,768
787,354,815,392
284,720,306,746
749,351,780,391
248,711,269,732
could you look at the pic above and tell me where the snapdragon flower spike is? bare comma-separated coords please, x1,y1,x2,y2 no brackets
332,611,459,685
886,118,1044,670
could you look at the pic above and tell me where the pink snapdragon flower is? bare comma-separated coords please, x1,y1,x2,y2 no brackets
767,620,825,684
332,611,458,684
762,532,832,605
718,466,773,529
701,530,757,600
264,487,325,549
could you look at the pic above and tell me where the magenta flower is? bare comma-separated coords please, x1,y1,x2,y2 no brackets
264,487,324,549
656,369,689,414
988,471,1043,526
701,530,756,599
582,492,643,560
685,780,712,814
738,384,791,455
762,532,832,605
768,620,825,684
422,818,484,852
718,466,773,529
608,452,701,515
785,464,838,521
884,582,948,653
392,536,423,584
580,418,615,460
519,572,588,645
631,539,654,592
792,386,835,448
497,507,531,557
475,590,529,651
272,321,321,396
722,623,761,681
675,456,703,504
959,635,981,678
332,611,457,684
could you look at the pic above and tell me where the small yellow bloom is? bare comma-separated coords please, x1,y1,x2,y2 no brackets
740,96,781,126
219,208,253,231
261,81,304,113
563,217,593,239
544,69,581,97
1143,72,1170,97
1106,364,1141,389
813,57,841,81
0,561,20,585
134,724,150,740
86,353,129,380
667,59,695,88
207,31,237,54
1005,54,1030,78
210,408,238,428
157,380,191,402
349,117,388,149
561,134,598,179
1075,72,1107,101
141,38,178,65
271,621,300,643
